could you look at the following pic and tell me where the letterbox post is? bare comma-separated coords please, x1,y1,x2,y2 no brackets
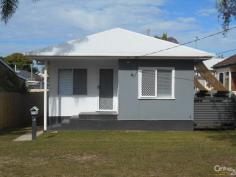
30,106,39,140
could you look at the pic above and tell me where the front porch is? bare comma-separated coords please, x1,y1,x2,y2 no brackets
46,58,119,128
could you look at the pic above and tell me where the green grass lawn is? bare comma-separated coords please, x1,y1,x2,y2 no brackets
0,129,236,177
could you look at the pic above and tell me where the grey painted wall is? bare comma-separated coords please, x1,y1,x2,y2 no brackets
118,59,195,120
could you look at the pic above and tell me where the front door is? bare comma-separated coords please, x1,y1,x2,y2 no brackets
99,69,114,110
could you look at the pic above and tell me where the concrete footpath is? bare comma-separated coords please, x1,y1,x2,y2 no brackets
14,130,44,141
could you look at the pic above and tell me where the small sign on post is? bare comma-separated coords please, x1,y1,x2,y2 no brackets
30,106,39,140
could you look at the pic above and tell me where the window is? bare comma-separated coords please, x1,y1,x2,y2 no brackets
225,72,230,89
59,69,87,95
73,69,87,95
58,69,73,95
219,73,224,84
157,69,172,98
138,67,175,99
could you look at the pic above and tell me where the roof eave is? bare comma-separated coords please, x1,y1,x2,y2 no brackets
27,55,213,61
213,63,236,69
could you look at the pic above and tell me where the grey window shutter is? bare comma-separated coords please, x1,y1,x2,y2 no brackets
58,69,73,95
157,69,172,97
141,69,156,96
73,69,87,95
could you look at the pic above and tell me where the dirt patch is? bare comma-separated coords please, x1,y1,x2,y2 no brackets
0,156,20,166
0,156,48,167
24,157,49,166
61,154,98,163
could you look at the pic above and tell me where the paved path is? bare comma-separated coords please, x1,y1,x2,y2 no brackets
14,130,44,141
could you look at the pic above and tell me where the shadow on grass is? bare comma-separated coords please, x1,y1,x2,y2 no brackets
0,125,44,136
207,131,236,147
0,127,30,136
45,133,58,139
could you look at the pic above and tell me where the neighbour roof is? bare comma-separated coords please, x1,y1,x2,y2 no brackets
16,70,42,81
213,55,236,68
203,58,225,70
27,28,213,59
0,59,26,92
0,59,25,80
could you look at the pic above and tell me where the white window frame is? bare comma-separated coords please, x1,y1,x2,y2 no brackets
138,67,175,100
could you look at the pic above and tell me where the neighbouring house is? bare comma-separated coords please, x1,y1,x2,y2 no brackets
213,54,236,93
27,28,213,131
195,58,224,91
0,59,44,129
0,58,26,92
16,69,43,90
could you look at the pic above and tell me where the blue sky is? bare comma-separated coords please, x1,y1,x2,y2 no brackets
0,0,236,57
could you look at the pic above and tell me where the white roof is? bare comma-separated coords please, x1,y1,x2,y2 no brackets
27,28,213,59
203,58,225,70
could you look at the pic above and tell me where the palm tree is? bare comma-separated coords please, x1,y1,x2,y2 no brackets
1,0,37,23
0,0,19,23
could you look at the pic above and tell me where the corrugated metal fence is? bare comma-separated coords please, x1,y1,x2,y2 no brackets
0,92,43,129
194,97,236,129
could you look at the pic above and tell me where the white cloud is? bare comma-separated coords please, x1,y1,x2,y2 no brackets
0,0,233,57
0,0,166,39
139,17,198,36
55,1,165,32
198,8,217,16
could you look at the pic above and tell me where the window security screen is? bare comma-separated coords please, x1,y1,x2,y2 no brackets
141,69,156,97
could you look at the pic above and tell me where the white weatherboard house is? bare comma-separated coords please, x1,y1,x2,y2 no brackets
27,28,213,131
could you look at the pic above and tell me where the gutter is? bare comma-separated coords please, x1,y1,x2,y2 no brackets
27,55,213,61
213,63,236,69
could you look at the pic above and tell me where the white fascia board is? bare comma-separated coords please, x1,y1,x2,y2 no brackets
28,55,213,62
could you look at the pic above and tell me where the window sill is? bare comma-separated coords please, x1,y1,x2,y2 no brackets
138,97,176,100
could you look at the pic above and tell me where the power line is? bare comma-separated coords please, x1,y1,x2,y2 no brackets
216,48,236,56
142,26,236,57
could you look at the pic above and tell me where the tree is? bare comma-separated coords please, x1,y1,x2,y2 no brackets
161,33,168,40
217,0,236,30
0,0,36,23
4,53,38,73
154,33,179,44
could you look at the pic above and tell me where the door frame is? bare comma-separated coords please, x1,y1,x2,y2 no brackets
96,66,117,112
